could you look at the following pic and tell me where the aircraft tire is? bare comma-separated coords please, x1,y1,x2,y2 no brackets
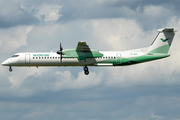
84,66,88,71
84,70,89,75
9,67,12,72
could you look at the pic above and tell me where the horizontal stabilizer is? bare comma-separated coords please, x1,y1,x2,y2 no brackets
158,28,178,32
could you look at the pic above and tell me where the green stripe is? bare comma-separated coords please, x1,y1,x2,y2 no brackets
149,45,170,54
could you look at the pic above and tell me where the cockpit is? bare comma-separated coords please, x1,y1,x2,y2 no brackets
11,55,19,58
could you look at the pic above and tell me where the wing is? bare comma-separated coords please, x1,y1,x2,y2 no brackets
62,41,103,60
76,41,91,52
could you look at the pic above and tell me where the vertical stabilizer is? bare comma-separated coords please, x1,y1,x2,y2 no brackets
148,28,177,54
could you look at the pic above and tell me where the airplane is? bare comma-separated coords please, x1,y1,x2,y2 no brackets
1,28,177,75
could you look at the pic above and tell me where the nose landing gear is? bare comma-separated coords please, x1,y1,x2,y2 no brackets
9,66,12,72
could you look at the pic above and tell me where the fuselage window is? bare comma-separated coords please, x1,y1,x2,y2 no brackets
55,57,57,59
45,57,46,59
36,57,38,59
47,57,49,59
33,57,34,59
50,57,52,59
42,57,43,59
53,57,54,59
39,57,41,59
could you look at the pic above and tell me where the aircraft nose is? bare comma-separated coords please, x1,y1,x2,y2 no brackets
2,60,10,66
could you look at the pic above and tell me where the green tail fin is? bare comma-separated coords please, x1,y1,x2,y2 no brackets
148,28,177,54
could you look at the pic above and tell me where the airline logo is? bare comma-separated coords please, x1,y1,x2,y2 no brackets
160,38,170,42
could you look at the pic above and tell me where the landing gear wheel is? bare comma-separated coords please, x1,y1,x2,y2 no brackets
9,66,12,72
83,66,89,75
84,70,89,75
84,66,88,71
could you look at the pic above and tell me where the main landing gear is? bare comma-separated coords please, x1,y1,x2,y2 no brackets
83,65,89,75
9,66,12,72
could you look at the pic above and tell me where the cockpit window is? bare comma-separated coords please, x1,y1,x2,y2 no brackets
12,55,19,58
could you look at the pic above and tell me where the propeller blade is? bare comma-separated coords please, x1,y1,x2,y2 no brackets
60,42,63,51
57,42,63,62
60,54,62,62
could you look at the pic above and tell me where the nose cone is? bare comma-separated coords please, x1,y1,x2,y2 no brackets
2,60,10,66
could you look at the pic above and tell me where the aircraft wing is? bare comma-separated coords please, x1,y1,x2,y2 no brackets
62,41,103,60
76,41,91,52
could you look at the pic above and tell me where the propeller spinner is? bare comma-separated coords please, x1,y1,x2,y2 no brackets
56,42,63,62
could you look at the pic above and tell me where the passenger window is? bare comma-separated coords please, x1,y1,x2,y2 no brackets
39,57,41,59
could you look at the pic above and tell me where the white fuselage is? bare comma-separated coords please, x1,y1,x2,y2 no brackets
2,48,148,67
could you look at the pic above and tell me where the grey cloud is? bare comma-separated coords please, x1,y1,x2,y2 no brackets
0,0,179,30
1,85,180,120
0,3,38,28
57,0,178,30
1,0,180,120
0,0,179,29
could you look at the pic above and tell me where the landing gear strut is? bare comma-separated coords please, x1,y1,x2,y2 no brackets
83,66,89,75
9,66,12,72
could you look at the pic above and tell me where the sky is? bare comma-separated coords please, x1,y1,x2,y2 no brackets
0,0,180,120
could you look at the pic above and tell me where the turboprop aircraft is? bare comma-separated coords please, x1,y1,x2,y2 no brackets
1,28,177,75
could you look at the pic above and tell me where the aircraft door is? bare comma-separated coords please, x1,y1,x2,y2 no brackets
25,54,30,64
116,53,121,64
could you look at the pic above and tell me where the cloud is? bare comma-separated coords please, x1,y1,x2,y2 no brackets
0,1,38,28
20,4,62,24
8,69,103,97
0,1,180,120
151,113,164,120
0,26,33,53
8,67,50,97
90,18,144,50
53,71,103,91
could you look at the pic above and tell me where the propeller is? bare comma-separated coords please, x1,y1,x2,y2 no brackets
56,42,63,62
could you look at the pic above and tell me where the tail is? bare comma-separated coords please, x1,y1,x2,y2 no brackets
148,28,177,54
